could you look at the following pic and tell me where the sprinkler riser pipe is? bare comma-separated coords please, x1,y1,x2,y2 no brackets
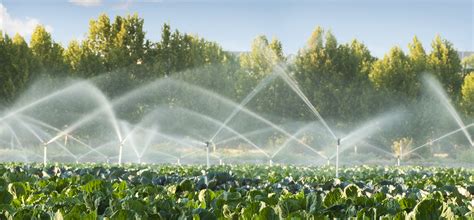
336,138,340,178
206,142,210,169
118,144,123,166
43,145,47,166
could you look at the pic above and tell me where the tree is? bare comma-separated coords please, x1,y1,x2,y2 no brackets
0,33,36,103
461,72,474,114
408,36,427,76
462,54,474,74
369,46,416,98
240,35,284,77
109,14,145,68
428,35,462,95
293,27,376,122
30,25,67,75
64,40,82,74
85,13,112,69
151,23,228,78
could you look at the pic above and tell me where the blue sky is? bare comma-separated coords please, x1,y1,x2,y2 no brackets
1,0,472,57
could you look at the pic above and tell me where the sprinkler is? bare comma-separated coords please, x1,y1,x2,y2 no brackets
219,159,223,165
118,142,124,166
204,141,212,169
327,159,330,166
336,138,340,178
42,142,48,166
177,158,181,165
269,159,273,166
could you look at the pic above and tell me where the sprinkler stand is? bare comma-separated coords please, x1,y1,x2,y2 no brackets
43,144,47,166
118,143,123,166
205,141,211,169
336,138,340,178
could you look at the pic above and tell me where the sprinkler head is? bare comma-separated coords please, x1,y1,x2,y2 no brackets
337,138,341,145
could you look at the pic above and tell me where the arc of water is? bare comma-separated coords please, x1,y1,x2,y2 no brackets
273,64,338,141
131,124,205,155
359,142,395,158
210,73,278,142
425,75,473,146
404,123,474,157
0,82,89,122
139,128,157,158
19,115,107,159
167,107,271,158
46,78,326,161
1,122,23,150
271,122,328,159
326,112,401,160
162,83,328,160
14,118,78,159
120,123,141,158
15,119,45,142
76,141,115,161
117,79,325,158
215,126,277,146
40,83,122,147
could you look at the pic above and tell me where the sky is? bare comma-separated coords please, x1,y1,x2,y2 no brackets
0,0,473,57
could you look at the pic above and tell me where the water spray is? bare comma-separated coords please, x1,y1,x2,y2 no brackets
397,143,403,166
204,141,212,169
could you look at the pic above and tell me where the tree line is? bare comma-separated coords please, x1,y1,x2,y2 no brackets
1,13,474,149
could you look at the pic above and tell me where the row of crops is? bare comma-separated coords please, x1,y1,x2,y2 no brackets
0,163,473,219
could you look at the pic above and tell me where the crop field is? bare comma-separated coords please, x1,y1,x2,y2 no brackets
0,164,473,219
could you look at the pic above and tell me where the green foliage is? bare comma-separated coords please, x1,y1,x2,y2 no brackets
461,72,474,114
428,35,462,95
0,163,471,219
370,46,416,98
293,27,377,122
30,25,68,75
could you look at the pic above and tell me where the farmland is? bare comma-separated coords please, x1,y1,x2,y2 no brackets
0,163,473,219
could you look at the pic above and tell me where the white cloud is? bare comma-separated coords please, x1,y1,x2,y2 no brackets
113,0,163,10
0,4,53,37
69,0,102,7
113,0,133,10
